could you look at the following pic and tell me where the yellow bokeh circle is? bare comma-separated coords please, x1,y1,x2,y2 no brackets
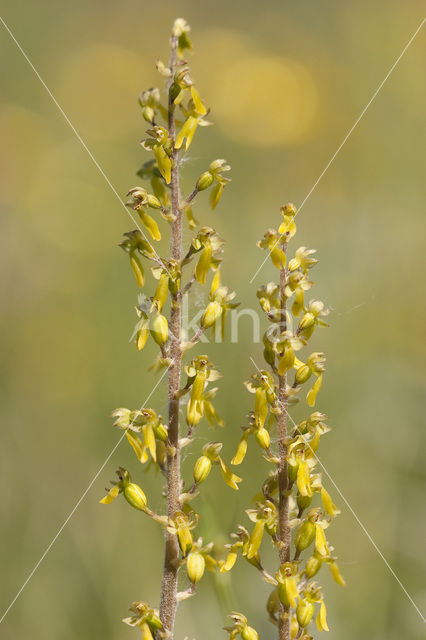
212,55,319,148
57,44,148,139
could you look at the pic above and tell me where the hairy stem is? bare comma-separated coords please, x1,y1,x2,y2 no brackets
159,35,182,638
277,260,291,640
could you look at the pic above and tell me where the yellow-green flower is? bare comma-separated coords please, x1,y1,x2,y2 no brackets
278,202,297,239
257,228,286,269
150,313,168,345
186,551,205,583
225,613,259,640
122,601,163,636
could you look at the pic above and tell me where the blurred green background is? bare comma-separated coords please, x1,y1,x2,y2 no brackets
1,1,425,638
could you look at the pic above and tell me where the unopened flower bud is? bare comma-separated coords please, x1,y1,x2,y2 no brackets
142,106,155,123
193,455,212,483
263,343,275,367
294,520,316,552
151,314,168,344
288,257,300,272
201,301,222,328
305,554,322,578
196,171,214,191
255,427,270,450
296,599,315,627
241,626,259,640
295,364,312,385
124,483,147,511
299,312,315,331
186,551,205,584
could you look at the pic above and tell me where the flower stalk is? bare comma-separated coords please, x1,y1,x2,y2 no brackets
277,259,291,640
159,29,182,636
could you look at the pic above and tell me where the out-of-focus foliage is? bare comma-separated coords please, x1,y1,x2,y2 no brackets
0,1,425,639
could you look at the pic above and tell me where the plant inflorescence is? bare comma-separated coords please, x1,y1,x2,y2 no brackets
100,17,239,640
100,17,345,640
222,207,345,640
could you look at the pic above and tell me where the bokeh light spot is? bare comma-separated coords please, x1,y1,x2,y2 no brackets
212,55,319,147
27,143,116,254
57,44,148,139
0,106,51,205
